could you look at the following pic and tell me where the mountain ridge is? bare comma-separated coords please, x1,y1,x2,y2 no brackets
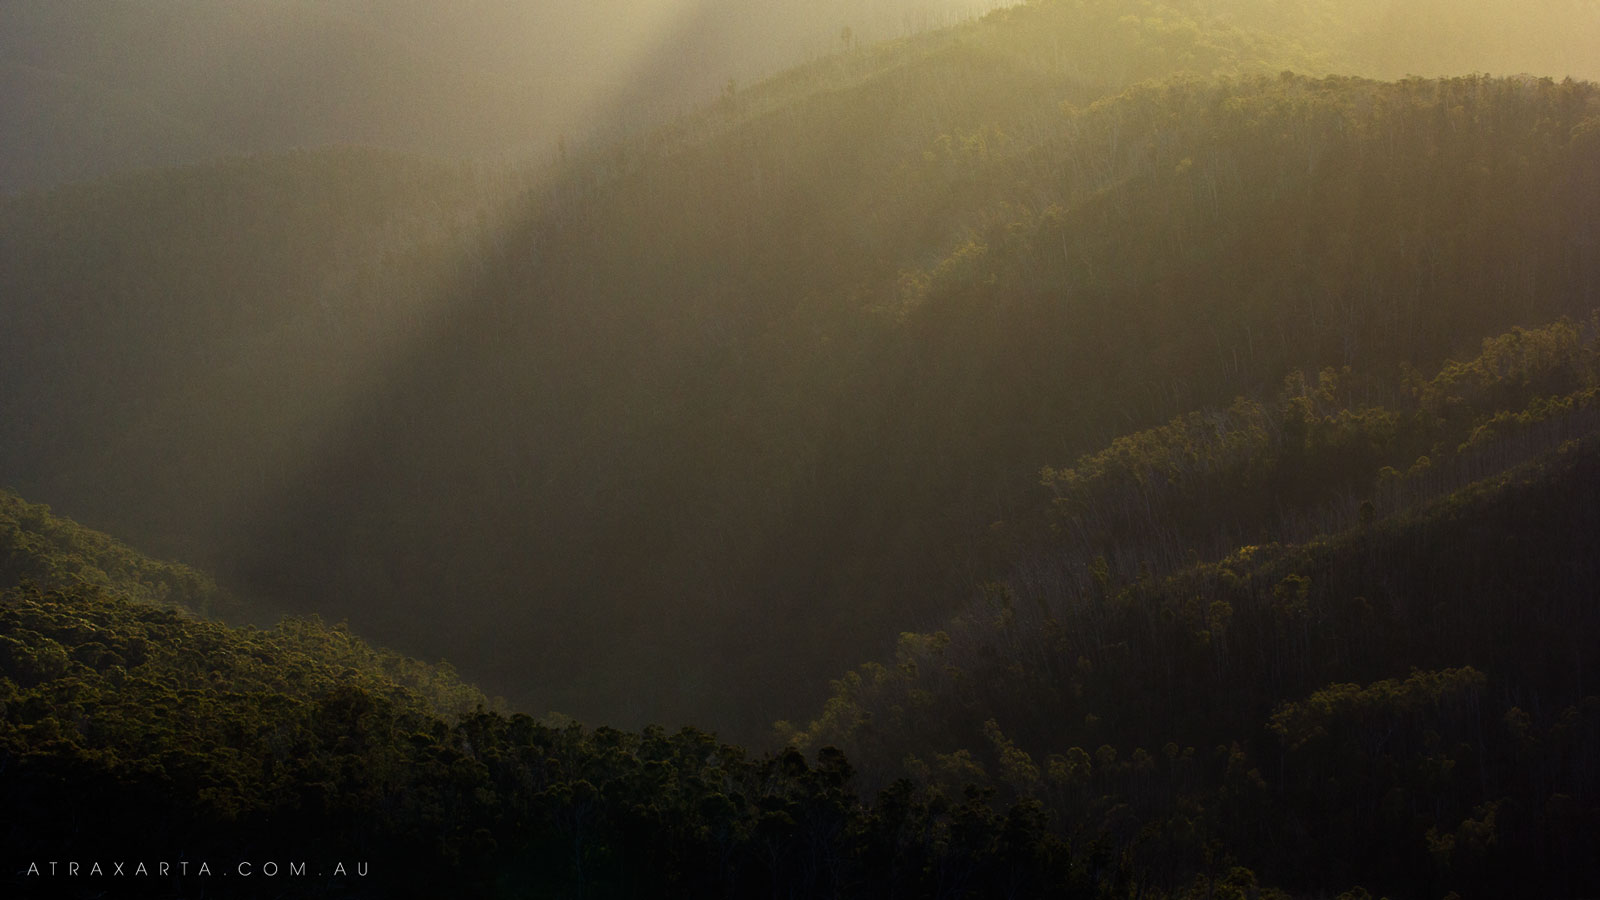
2,0,1598,738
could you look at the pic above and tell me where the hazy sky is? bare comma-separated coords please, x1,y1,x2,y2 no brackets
0,0,1013,192
7,0,1599,193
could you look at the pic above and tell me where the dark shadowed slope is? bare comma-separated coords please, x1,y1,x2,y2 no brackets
796,318,1600,899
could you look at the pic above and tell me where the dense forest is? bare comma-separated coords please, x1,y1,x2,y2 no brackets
792,317,1600,897
5,0,1600,736
3,0,1599,895
7,382,1596,896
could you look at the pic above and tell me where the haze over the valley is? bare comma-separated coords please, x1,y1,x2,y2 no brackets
6,2,1600,896
2,0,1599,739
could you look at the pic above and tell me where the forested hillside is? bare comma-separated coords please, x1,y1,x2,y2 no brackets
793,318,1600,897
9,390,1594,895
4,0,1599,738
0,489,1183,899
4,0,1600,895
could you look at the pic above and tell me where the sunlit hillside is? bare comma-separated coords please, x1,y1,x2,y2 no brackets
5,0,1600,735
3,2,1600,895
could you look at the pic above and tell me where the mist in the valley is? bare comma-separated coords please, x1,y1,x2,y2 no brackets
3,0,1600,743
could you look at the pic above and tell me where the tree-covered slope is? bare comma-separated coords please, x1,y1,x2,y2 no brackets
4,321,1594,896
0,489,490,719
1,489,228,618
3,1,1598,739
218,70,1600,734
0,492,1113,900
3,3,1599,894
794,319,1600,898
